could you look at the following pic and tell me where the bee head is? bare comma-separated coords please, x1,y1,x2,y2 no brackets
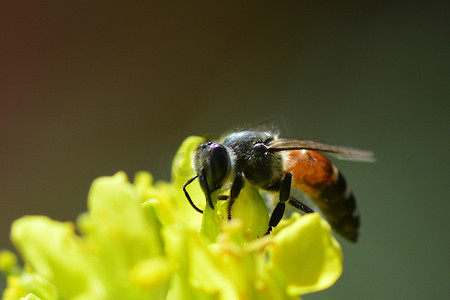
194,142,231,191
193,142,231,209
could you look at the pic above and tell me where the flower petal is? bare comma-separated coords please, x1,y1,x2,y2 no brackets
83,171,163,260
270,213,343,295
229,185,269,240
10,216,93,298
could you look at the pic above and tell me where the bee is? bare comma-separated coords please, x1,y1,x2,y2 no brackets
183,130,374,242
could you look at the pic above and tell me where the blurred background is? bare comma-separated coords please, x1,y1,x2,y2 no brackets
1,1,448,299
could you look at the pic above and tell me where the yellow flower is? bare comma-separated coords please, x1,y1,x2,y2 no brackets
1,136,343,300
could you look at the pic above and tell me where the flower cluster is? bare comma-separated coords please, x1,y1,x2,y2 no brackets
0,137,343,300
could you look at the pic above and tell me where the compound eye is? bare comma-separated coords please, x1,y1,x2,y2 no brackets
210,145,230,190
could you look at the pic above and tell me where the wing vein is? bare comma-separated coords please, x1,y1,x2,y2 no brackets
268,138,375,162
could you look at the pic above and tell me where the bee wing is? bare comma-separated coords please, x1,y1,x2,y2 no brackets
268,138,375,162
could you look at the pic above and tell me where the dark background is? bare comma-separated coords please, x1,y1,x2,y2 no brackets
1,1,449,299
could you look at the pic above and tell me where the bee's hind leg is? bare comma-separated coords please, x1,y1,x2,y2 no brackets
265,172,292,235
287,196,314,214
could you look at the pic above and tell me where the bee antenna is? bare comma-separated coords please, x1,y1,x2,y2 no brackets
183,174,203,213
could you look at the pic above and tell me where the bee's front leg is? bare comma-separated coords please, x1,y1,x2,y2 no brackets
227,172,244,220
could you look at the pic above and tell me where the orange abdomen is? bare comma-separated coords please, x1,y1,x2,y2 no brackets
285,150,360,242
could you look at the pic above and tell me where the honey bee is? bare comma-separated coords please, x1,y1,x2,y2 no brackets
183,130,374,242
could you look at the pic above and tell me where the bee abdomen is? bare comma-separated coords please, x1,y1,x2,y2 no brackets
319,172,360,242
286,150,360,242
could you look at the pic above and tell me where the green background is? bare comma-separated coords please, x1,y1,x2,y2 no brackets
1,1,448,299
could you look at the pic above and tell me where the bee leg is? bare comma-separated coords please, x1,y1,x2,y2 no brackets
183,174,203,213
266,172,292,235
287,196,314,214
228,172,244,220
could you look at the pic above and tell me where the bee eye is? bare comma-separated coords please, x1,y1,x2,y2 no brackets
210,145,230,189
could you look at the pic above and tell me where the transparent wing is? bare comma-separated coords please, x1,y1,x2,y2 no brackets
268,138,375,162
